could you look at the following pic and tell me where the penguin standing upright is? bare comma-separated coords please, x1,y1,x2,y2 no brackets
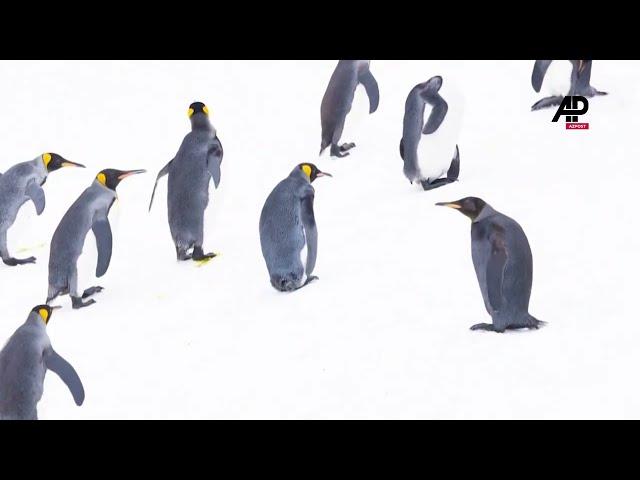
0,153,85,266
436,197,543,333
149,101,223,262
320,60,379,158
400,76,462,191
259,163,331,292
531,60,608,111
0,305,84,420
47,168,146,309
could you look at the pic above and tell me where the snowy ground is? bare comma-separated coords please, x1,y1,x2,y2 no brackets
0,60,637,419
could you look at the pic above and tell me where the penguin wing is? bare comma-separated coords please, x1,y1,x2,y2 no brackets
207,139,223,189
531,60,553,93
486,225,508,312
422,94,448,135
359,69,380,113
44,348,85,406
92,214,113,278
300,191,318,276
399,138,405,161
25,181,46,215
148,159,173,211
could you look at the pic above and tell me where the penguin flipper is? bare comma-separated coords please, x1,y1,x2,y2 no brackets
92,215,112,278
399,138,405,161
207,139,223,188
359,70,380,113
422,94,448,135
301,191,318,277
148,160,173,211
44,348,85,406
25,181,46,215
531,60,552,93
486,225,508,313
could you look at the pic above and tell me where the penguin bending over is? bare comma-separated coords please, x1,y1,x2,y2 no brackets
320,60,379,158
0,153,85,266
0,305,84,420
531,60,607,111
400,76,461,191
436,197,543,333
149,102,223,262
47,168,146,309
259,163,331,292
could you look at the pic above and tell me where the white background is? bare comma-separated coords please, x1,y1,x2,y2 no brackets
0,60,636,419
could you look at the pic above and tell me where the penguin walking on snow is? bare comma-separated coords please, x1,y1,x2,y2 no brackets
531,60,607,111
0,153,85,266
259,163,332,292
400,76,462,191
47,168,146,309
320,60,379,158
149,102,223,262
436,197,543,333
0,305,84,420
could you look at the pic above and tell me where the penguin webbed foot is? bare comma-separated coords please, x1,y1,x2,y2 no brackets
72,296,96,309
531,95,564,111
330,143,354,158
82,286,104,299
470,323,504,332
420,178,456,191
192,246,217,261
2,256,36,266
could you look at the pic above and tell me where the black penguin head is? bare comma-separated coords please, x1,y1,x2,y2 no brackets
31,304,60,325
42,153,86,173
298,163,332,183
188,102,210,118
436,197,487,220
96,169,147,191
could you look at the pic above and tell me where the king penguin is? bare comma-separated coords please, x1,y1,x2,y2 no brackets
0,305,84,420
400,76,462,191
0,153,85,266
320,60,379,158
531,60,607,111
149,101,223,262
436,197,543,333
47,168,146,309
259,163,332,292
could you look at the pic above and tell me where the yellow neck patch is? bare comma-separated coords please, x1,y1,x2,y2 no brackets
97,173,107,186
302,165,312,178
203,105,210,115
43,153,52,167
39,308,49,324
188,108,195,118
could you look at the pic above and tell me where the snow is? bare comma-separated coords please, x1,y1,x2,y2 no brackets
0,60,636,419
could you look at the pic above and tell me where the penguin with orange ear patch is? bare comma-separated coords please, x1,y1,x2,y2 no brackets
0,305,84,420
47,168,146,309
0,153,85,266
259,163,331,292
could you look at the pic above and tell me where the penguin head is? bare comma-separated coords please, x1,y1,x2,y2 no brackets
188,101,209,118
96,169,147,191
436,197,487,220
31,304,60,325
188,102,212,130
42,153,86,173
298,163,332,183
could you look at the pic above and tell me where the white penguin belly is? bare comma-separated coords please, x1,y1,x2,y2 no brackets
299,230,308,284
541,61,572,96
340,84,370,144
417,100,462,182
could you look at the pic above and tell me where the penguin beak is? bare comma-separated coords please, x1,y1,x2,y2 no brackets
435,201,462,209
316,171,332,178
118,169,147,180
61,160,86,169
